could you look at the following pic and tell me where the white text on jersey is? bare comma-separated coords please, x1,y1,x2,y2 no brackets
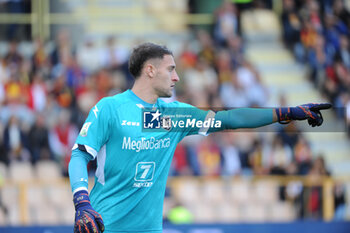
121,120,140,126
122,137,170,152
93,105,99,118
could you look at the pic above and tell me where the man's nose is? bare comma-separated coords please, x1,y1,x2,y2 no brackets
172,72,180,82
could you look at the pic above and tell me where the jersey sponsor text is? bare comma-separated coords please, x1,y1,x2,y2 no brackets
122,137,170,152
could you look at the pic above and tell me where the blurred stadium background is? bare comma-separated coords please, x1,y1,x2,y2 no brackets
0,0,350,232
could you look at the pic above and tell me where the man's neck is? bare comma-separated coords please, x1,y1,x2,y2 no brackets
131,80,158,104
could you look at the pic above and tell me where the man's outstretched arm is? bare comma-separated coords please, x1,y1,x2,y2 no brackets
69,149,105,233
212,103,332,131
214,108,275,130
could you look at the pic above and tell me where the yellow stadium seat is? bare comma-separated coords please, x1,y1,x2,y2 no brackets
241,203,267,222
268,202,296,222
35,160,62,181
9,161,34,182
201,179,226,204
253,180,279,204
229,179,252,203
215,202,242,223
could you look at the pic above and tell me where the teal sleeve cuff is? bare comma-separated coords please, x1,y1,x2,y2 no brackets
68,148,93,193
211,108,274,132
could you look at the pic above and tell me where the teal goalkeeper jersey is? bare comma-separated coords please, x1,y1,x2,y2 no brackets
74,90,212,232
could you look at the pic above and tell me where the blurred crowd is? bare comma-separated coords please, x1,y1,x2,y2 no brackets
0,32,132,175
281,0,350,134
171,0,347,219
0,0,347,220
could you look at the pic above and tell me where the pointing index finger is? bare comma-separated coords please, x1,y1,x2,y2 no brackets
310,103,332,111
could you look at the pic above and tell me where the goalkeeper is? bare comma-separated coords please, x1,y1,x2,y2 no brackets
69,42,331,233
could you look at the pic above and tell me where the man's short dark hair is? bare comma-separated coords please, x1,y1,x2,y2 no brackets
128,42,173,78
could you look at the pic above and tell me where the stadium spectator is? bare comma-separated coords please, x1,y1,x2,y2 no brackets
171,142,191,176
333,182,347,220
3,115,30,162
182,136,202,176
220,69,249,108
213,1,239,47
281,0,303,61
0,58,10,85
307,34,330,86
215,49,233,84
100,36,129,71
305,0,322,33
277,121,300,153
0,121,7,165
305,156,330,219
332,0,350,30
248,138,266,175
49,109,78,176
236,59,268,107
4,40,23,69
77,36,102,74
28,114,52,164
32,38,49,73
64,56,87,91
196,135,221,176
267,135,293,175
197,30,216,66
220,132,241,176
337,35,350,70
294,135,313,175
183,56,218,106
50,29,74,68
28,71,47,112
227,35,244,68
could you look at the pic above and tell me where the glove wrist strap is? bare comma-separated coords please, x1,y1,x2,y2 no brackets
276,107,292,123
73,190,91,210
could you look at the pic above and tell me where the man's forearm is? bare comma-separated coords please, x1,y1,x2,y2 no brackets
212,103,331,132
69,149,92,194
213,108,277,131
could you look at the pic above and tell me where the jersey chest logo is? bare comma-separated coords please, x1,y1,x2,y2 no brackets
121,120,140,127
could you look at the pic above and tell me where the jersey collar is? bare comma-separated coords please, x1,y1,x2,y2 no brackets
127,89,158,109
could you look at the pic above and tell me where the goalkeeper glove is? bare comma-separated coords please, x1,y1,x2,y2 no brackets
74,190,105,233
276,103,332,127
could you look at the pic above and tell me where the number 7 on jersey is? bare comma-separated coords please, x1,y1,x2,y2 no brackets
134,162,155,181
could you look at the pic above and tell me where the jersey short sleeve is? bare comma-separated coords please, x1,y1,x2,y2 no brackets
74,97,114,158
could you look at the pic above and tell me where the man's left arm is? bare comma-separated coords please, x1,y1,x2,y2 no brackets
211,103,332,132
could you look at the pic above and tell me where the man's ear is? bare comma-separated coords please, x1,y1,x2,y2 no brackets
145,63,156,78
